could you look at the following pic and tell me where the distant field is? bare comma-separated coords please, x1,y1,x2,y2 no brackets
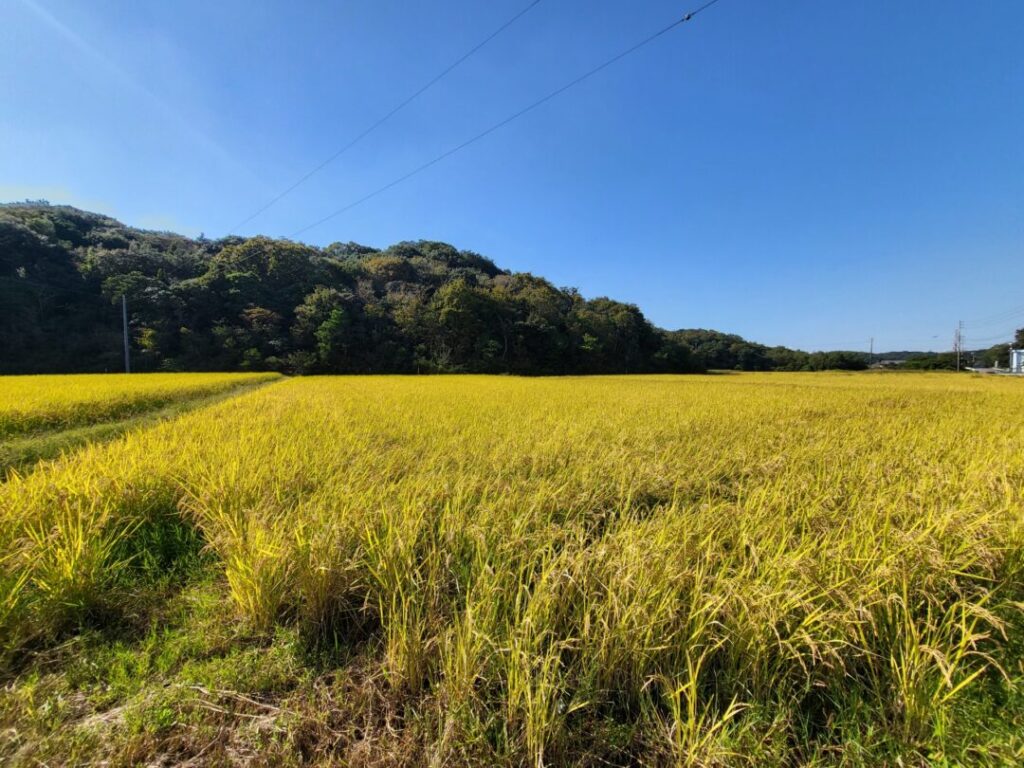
1,373,1023,765
0,372,280,476
0,372,280,438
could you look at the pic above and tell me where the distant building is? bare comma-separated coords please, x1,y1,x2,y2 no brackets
1011,349,1024,374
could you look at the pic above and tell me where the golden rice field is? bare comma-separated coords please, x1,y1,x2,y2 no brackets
0,372,279,439
1,372,1023,766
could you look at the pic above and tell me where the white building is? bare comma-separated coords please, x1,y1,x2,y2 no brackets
1011,349,1024,374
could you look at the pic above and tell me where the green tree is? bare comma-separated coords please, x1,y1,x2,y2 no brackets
293,287,363,372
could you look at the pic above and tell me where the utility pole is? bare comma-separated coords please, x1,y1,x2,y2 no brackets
954,320,963,372
122,294,131,373
869,337,874,360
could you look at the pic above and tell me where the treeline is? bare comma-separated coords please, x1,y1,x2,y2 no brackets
899,342,1023,370
669,329,868,372
3,203,864,375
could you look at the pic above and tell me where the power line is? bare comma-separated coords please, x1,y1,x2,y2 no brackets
288,0,725,239
800,341,873,350
967,330,1019,345
964,304,1024,328
801,337,940,352
227,0,546,234
966,312,1024,332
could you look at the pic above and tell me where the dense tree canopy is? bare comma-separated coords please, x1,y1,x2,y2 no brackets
0,202,911,375
669,330,869,372
0,204,700,375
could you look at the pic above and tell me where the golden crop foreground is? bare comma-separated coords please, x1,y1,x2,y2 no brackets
2,372,1023,763
0,371,280,439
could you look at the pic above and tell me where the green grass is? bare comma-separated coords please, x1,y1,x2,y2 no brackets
2,575,1020,767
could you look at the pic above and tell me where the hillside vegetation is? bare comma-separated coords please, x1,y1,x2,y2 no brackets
1,202,873,375
2,373,1022,765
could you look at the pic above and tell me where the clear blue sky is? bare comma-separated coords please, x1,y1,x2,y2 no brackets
2,0,1022,351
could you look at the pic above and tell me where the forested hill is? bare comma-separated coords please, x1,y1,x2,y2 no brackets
0,202,863,375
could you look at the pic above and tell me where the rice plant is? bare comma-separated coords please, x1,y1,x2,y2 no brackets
2,372,1023,764
0,371,279,439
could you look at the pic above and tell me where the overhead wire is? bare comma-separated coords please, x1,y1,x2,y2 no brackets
965,330,1019,345
964,304,1024,328
288,0,724,239
227,0,546,234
